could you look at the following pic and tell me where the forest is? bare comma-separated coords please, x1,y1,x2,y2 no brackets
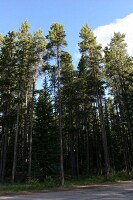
0,21,133,186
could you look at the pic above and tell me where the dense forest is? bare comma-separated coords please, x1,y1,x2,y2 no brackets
0,21,133,186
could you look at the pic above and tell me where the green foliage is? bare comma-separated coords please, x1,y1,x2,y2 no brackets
1,20,133,185
0,20,46,182
26,177,39,185
0,173,133,194
32,89,59,178
79,24,97,53
65,176,106,187
47,23,67,48
43,176,58,188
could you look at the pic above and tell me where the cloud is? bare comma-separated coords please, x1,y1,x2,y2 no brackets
94,13,133,56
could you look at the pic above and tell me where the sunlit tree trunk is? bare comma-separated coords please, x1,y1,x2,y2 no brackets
28,77,35,178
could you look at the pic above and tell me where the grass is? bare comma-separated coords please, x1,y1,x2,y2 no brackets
0,177,60,195
0,172,133,195
65,175,106,187
65,171,133,187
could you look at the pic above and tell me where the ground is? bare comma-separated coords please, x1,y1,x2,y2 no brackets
1,181,133,200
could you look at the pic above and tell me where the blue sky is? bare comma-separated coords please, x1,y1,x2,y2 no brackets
1,0,133,88
1,0,133,31
1,0,133,57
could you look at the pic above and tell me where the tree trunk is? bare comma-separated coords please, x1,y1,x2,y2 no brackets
12,104,20,183
70,132,75,178
0,131,4,180
57,53,64,187
0,126,8,182
118,102,131,173
119,75,133,165
69,110,75,178
86,130,89,175
28,77,35,178
76,136,79,178
97,94,110,178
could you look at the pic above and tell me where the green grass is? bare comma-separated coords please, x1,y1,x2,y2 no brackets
0,177,60,195
109,171,133,182
0,183,60,195
0,172,133,195
65,175,106,187
65,172,133,187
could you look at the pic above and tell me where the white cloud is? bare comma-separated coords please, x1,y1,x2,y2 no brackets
94,13,133,56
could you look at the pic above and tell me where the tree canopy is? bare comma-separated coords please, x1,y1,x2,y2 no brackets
0,21,133,184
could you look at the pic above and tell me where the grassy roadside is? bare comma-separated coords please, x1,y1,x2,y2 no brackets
65,172,133,187
0,172,133,195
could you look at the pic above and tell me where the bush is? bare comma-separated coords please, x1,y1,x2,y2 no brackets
44,176,57,188
26,177,39,185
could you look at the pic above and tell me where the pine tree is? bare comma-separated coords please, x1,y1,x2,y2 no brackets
104,32,133,170
33,89,59,178
78,24,110,177
45,23,67,186
0,21,46,182
0,31,18,182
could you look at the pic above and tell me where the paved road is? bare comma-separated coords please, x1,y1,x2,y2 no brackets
1,182,133,200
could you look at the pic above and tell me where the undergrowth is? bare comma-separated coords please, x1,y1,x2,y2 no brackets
0,171,133,194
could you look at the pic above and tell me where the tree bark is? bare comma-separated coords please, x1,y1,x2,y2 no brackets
12,104,20,183
0,126,8,182
57,53,64,187
28,77,35,178
97,94,110,178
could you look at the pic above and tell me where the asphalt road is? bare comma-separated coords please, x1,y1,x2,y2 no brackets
1,182,133,200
